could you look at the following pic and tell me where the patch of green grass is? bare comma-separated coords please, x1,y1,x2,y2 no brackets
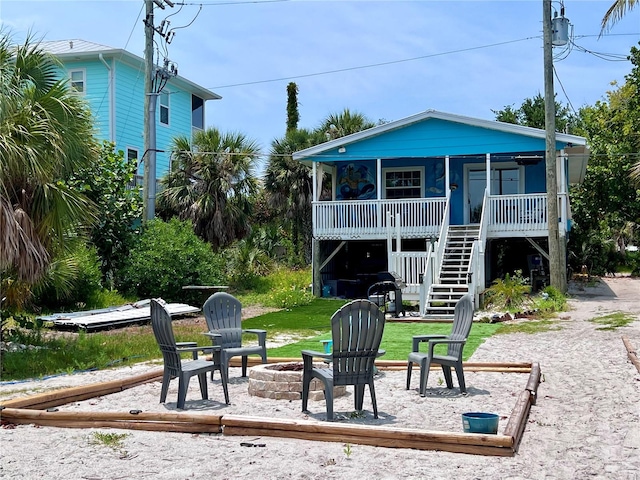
242,298,348,335
495,319,561,334
89,432,130,456
235,267,314,309
588,312,636,331
268,322,502,360
1,326,190,381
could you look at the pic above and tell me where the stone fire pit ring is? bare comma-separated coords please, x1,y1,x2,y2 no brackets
248,362,346,401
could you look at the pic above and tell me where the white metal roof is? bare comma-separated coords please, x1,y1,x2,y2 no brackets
39,39,221,101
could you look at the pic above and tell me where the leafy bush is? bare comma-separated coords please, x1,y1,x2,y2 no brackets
625,250,640,277
67,142,143,285
32,243,103,310
531,286,567,313
116,218,226,303
483,270,530,311
226,235,273,289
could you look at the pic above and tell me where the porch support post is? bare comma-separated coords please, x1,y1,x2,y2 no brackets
485,153,491,193
377,158,382,230
445,155,450,198
312,161,321,297
312,238,321,297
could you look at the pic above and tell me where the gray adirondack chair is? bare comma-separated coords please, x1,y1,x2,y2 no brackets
202,292,267,379
406,294,474,396
150,298,229,409
301,299,386,421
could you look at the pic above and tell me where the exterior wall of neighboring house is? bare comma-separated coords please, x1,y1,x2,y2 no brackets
43,40,220,184
113,60,145,174
60,59,112,139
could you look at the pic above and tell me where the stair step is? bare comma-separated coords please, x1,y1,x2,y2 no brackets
422,313,455,320
431,283,469,289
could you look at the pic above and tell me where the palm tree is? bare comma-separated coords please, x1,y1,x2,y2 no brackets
264,108,375,262
317,108,376,141
601,0,638,34
264,128,317,262
158,128,260,250
0,32,98,286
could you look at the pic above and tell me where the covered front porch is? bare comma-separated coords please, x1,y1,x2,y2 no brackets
312,193,558,241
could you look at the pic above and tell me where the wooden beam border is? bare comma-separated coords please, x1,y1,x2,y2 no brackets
0,360,541,456
622,336,640,374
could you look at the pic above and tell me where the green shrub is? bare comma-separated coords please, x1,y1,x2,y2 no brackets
33,243,103,310
626,250,640,276
116,218,227,302
531,286,567,313
483,270,530,311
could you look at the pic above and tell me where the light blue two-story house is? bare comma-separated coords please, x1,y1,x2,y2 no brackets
293,110,589,317
40,39,220,183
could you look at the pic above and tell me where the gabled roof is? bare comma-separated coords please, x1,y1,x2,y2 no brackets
292,109,587,161
39,39,221,101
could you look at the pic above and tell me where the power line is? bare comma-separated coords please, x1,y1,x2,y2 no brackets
209,36,540,89
553,65,577,116
177,0,289,5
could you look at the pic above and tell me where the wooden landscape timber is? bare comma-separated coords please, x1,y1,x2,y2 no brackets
0,360,541,457
622,336,640,373
0,369,164,410
230,357,534,373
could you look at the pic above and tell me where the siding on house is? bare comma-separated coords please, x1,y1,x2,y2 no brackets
41,39,220,181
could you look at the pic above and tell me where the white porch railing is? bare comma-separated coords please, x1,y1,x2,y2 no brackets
388,250,430,299
487,194,548,235
313,198,446,239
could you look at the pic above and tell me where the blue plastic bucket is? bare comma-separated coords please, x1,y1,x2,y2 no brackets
461,412,499,434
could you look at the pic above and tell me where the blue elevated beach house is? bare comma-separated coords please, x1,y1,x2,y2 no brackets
293,110,589,317
40,39,220,184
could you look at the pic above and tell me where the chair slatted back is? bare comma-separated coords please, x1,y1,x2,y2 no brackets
331,300,385,387
203,292,243,348
151,299,182,377
447,294,475,358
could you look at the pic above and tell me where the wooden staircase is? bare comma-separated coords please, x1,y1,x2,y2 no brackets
424,225,479,319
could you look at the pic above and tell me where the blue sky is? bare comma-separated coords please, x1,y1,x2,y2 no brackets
1,0,639,160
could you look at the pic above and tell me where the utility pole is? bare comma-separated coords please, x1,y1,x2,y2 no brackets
143,0,155,220
143,0,175,221
543,0,566,292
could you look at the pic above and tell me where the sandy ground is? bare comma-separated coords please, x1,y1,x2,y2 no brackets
1,277,639,479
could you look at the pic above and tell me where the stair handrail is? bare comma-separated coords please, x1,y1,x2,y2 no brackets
467,188,490,305
418,239,435,315
434,196,451,282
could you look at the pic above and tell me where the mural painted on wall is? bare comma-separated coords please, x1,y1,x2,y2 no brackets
425,158,446,197
337,162,376,200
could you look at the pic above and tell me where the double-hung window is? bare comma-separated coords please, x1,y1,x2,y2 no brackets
384,168,423,199
69,69,85,94
159,92,169,126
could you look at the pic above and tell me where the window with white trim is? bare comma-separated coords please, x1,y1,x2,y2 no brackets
384,168,423,199
127,148,143,186
69,69,85,94
192,95,204,130
159,92,169,126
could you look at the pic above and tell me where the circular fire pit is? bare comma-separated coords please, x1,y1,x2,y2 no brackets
248,362,346,401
